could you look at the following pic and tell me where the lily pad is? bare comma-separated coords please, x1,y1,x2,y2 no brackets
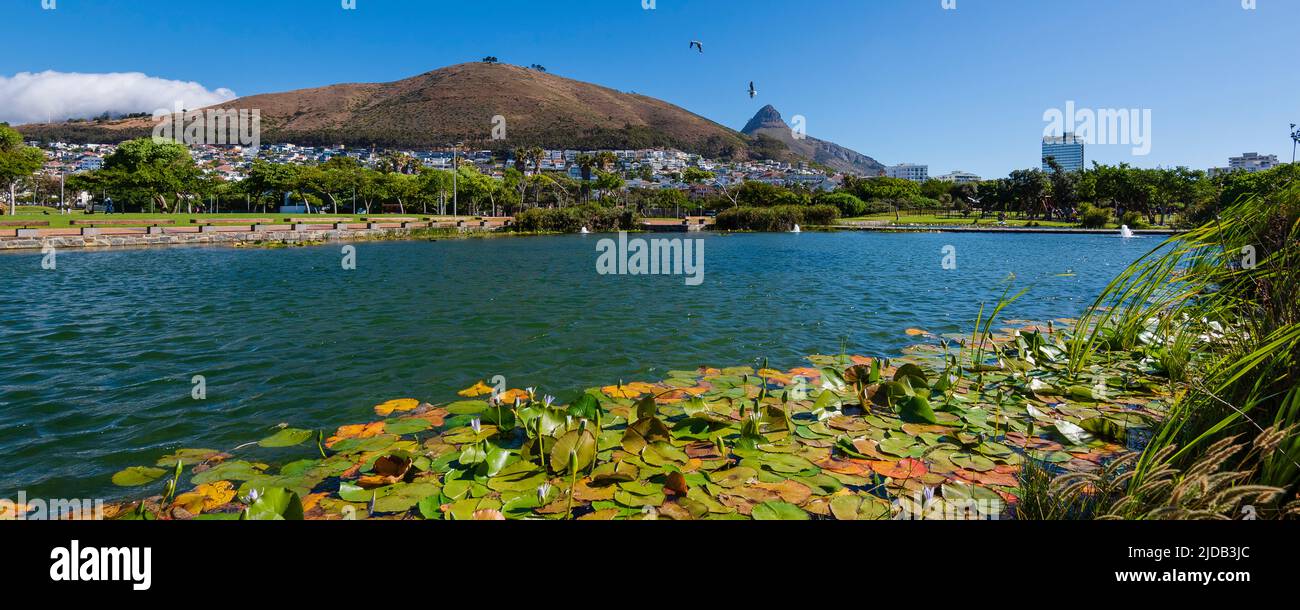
111,466,167,487
751,501,809,520
258,428,314,448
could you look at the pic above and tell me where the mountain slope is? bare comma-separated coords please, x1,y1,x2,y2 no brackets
741,105,885,176
18,63,764,160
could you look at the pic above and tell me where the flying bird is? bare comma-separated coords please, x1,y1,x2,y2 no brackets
689,40,704,53
748,81,758,99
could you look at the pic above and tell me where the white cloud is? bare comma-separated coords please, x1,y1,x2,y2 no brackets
0,71,237,125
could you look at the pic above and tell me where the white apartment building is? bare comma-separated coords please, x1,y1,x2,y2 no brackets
886,163,929,182
1228,152,1281,173
934,170,981,184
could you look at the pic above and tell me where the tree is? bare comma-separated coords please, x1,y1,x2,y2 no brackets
499,168,525,216
575,154,595,202
241,159,299,213
681,166,715,185
1044,157,1080,219
0,124,46,215
528,147,545,207
98,138,202,213
595,151,617,172
1092,163,1151,222
417,167,453,215
1006,168,1050,219
814,191,868,217
593,170,625,204
846,176,921,206
380,172,418,214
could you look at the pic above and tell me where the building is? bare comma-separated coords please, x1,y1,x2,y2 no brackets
934,171,982,184
1042,133,1085,172
1228,152,1281,173
75,156,103,172
886,163,929,182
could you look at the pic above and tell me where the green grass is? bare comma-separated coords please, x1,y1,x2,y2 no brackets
839,212,1115,229
4,207,477,229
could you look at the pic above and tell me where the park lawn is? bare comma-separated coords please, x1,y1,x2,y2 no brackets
4,207,477,229
840,212,1085,228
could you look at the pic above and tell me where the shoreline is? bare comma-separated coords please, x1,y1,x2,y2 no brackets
0,224,510,252
0,223,1184,251
824,224,1184,236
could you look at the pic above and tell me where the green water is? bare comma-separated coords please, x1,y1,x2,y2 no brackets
0,231,1153,500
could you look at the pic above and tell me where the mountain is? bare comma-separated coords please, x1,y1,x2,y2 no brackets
740,105,885,176
18,63,797,163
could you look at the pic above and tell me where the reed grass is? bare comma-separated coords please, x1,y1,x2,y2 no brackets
1045,181,1300,518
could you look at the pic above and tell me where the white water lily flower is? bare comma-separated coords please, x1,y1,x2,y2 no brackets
1054,419,1092,445
543,395,556,408
470,417,482,434
538,483,552,503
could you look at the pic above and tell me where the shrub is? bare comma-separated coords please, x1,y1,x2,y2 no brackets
514,205,638,233
815,192,867,217
1078,203,1111,229
1119,211,1147,229
714,204,839,231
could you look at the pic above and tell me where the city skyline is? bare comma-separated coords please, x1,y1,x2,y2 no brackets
2,0,1297,178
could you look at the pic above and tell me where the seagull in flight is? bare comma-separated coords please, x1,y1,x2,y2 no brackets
748,81,758,99
689,40,704,53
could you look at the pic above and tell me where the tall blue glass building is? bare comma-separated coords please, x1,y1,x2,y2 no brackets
1042,133,1086,172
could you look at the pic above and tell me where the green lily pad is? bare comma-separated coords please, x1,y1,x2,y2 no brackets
900,395,938,424
258,428,314,448
154,448,221,467
241,488,304,520
751,501,809,520
111,466,167,487
191,460,267,485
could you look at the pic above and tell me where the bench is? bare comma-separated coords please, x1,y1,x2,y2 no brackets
0,220,51,228
289,217,352,224
360,217,431,223
70,219,176,227
190,218,277,225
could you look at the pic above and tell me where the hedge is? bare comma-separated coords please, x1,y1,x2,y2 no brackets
713,205,840,231
514,205,639,233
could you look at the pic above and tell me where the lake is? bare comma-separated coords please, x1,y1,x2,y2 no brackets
0,231,1156,500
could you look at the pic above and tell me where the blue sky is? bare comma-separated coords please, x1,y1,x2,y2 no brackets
2,0,1297,177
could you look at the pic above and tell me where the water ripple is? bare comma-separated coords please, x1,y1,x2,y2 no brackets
0,232,1151,499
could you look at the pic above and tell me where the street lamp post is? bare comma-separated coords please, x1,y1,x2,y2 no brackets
1291,123,1299,165
451,142,463,219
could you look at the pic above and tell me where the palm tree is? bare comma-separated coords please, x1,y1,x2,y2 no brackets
595,151,617,172
529,147,545,207
576,154,595,204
